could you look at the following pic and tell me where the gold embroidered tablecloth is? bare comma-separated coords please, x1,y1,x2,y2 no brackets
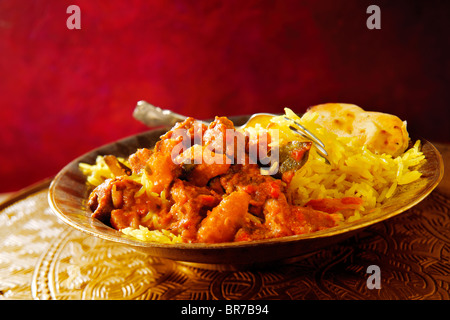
1,143,449,300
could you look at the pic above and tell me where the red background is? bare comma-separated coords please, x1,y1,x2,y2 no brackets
1,0,449,192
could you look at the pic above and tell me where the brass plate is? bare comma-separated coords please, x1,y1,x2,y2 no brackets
48,121,443,267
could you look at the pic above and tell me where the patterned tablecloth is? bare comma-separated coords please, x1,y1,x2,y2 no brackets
1,143,449,300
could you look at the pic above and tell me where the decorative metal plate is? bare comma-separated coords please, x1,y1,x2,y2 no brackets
48,124,443,267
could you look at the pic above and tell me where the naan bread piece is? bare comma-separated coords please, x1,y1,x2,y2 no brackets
304,103,409,157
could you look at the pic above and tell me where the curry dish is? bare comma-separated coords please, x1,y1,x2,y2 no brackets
84,104,422,244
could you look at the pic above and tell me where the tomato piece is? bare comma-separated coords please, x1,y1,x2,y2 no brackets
305,197,363,214
269,181,281,198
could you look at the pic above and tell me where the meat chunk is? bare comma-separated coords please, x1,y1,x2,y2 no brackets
88,177,142,223
262,195,293,238
219,161,284,213
289,206,337,234
160,117,206,144
187,161,230,187
168,179,221,241
175,145,231,187
145,138,183,194
128,148,153,174
203,116,235,155
237,193,340,240
111,209,141,230
88,180,114,222
197,191,251,243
